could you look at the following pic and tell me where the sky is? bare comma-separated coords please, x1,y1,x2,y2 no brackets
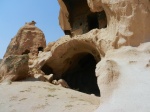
0,0,64,59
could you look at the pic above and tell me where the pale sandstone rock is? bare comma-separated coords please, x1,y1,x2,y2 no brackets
41,33,101,78
0,0,150,111
33,74,48,82
44,42,55,52
4,21,46,58
52,79,70,88
58,0,71,31
52,80,58,85
0,55,29,83
57,79,70,88
87,0,150,47
44,74,53,83
95,42,150,112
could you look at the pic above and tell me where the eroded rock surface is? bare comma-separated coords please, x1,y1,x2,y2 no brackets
0,55,29,83
4,21,46,58
0,0,150,111
88,0,150,47
95,42,150,112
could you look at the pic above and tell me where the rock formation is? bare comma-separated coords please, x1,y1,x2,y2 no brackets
0,55,29,83
87,0,150,48
95,42,150,111
4,21,46,58
0,0,150,111
0,21,46,83
58,0,107,35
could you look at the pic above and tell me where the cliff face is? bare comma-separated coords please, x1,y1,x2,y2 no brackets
87,0,150,48
0,0,150,111
95,42,150,111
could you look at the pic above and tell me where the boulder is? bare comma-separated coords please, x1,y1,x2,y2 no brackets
0,55,29,83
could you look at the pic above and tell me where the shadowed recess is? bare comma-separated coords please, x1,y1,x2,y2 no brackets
62,53,100,96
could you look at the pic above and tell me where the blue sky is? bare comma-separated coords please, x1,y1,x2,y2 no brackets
0,0,64,58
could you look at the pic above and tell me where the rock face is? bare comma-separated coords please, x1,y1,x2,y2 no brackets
95,42,150,112
58,0,71,34
29,0,150,97
59,0,150,48
0,0,150,111
0,55,29,83
4,21,46,58
87,0,150,48
58,0,107,35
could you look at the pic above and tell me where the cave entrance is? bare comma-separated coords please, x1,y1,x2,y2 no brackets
62,53,100,96
88,13,99,31
38,47,43,52
41,64,53,75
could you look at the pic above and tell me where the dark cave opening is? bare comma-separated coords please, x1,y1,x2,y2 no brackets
38,47,43,52
62,53,100,96
41,64,53,75
88,13,99,31
62,0,107,35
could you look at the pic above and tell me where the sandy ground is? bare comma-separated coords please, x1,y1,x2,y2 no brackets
0,79,99,112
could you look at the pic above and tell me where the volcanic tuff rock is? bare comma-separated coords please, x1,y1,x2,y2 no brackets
0,0,150,111
95,42,150,112
87,0,150,48
4,21,46,58
0,55,29,83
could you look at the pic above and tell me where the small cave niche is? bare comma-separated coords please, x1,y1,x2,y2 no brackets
87,11,107,31
41,64,53,75
62,53,100,96
88,13,99,31
61,0,107,35
38,47,43,52
22,49,30,55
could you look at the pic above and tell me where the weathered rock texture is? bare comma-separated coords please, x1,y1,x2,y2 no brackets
0,21,47,83
4,21,46,58
58,0,71,32
59,0,150,48
87,0,150,48
0,55,29,83
95,42,150,112
0,0,150,111
27,0,150,97
58,0,107,35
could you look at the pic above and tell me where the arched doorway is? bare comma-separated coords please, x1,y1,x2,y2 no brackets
62,52,100,96
40,39,101,96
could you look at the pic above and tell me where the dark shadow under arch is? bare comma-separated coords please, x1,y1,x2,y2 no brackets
62,53,100,96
